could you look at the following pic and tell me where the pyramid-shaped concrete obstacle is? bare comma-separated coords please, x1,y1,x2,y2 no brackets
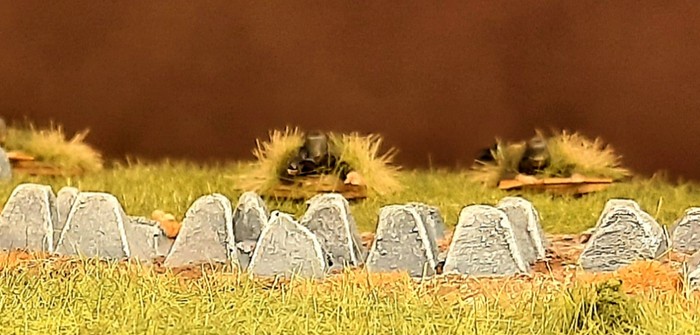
128,215,174,258
688,250,700,291
443,205,529,277
578,199,668,272
670,207,700,255
0,183,57,253
55,192,161,262
248,211,326,279
232,191,268,269
496,197,548,264
406,202,446,260
164,194,238,268
365,205,438,277
55,186,79,245
299,193,366,270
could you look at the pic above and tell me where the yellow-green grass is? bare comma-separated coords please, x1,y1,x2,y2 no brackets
0,258,698,334
1,161,700,334
0,160,698,234
4,123,104,174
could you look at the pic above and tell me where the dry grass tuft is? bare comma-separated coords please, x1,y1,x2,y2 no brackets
4,122,103,174
544,130,631,179
233,127,303,192
468,138,525,186
329,132,402,195
467,130,630,185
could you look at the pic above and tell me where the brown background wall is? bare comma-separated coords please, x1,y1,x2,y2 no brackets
1,1,699,179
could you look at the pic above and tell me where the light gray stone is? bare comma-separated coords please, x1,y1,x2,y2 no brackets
300,193,365,270
128,223,162,263
163,194,238,268
365,205,438,277
0,146,12,181
443,205,529,277
232,191,268,269
688,250,700,291
496,197,548,264
579,199,668,272
406,202,446,262
128,216,171,258
55,192,132,260
670,207,700,255
55,186,79,245
248,211,326,279
407,202,446,240
0,183,56,253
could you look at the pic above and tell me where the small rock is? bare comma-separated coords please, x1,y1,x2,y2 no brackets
163,194,237,268
688,250,700,290
248,211,326,279
0,183,57,253
365,205,438,277
443,205,530,277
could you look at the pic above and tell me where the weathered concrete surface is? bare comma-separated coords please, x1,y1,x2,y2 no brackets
579,199,668,272
248,211,326,279
55,186,79,246
688,250,700,291
163,194,238,268
365,205,438,277
129,216,173,257
0,147,11,181
444,205,529,277
55,192,132,260
670,207,700,255
406,202,446,262
496,197,548,264
300,193,365,270
0,183,57,253
407,202,446,240
232,191,268,269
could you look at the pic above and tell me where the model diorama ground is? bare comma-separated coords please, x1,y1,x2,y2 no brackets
0,126,699,334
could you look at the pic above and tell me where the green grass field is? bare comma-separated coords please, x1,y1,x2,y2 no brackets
1,160,700,334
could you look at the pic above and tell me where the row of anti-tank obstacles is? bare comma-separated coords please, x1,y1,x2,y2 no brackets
0,183,699,288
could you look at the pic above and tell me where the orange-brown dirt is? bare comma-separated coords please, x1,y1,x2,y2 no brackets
0,232,696,298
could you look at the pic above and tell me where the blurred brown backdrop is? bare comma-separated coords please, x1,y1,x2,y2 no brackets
1,1,699,178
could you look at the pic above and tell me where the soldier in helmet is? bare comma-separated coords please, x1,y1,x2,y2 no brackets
284,131,352,181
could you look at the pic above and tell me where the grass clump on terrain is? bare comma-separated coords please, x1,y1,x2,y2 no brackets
234,127,304,193
233,128,401,196
329,132,401,195
469,130,631,186
3,122,103,174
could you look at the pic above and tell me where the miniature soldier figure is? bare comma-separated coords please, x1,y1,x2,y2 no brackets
284,131,352,181
518,134,550,175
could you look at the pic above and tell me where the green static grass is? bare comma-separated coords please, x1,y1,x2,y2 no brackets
1,162,700,334
0,261,698,334
0,160,699,234
3,124,104,174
